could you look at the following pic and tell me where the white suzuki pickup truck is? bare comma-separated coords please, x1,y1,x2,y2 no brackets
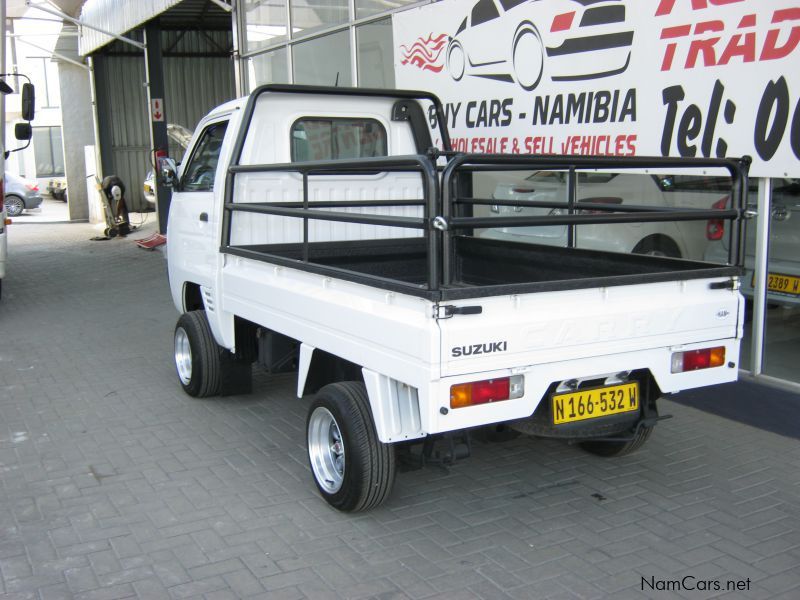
162,85,748,512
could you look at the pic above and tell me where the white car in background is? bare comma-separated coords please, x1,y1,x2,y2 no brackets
483,171,732,260
706,179,800,307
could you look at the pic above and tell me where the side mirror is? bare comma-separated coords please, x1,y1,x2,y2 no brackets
21,83,35,121
14,122,32,141
158,157,178,187
4,122,33,158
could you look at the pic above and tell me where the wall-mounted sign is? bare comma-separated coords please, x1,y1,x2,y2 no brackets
151,98,165,122
394,0,800,177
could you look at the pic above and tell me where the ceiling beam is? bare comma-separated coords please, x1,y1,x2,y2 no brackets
25,0,146,50
10,35,90,70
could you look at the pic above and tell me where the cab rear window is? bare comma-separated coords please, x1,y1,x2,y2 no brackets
291,118,387,162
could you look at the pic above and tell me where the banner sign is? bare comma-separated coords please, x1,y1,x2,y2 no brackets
393,0,800,177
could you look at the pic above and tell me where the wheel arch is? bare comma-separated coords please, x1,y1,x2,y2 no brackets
631,233,683,258
512,20,545,91
296,347,424,444
183,281,204,312
181,281,235,350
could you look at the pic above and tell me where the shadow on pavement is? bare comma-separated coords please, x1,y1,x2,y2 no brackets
672,379,800,440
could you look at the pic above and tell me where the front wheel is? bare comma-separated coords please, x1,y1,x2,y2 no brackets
307,381,396,512
447,41,465,81
174,311,222,397
579,424,654,457
512,23,544,91
5,195,24,217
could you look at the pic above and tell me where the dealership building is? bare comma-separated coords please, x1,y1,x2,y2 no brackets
4,0,799,389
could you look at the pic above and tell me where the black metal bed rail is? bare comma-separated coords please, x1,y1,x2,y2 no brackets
222,154,442,290
220,84,451,294
224,202,426,229
465,197,697,213
439,153,750,285
448,209,740,229
264,200,425,209
227,156,434,175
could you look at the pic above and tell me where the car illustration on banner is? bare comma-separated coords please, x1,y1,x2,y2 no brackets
445,0,634,90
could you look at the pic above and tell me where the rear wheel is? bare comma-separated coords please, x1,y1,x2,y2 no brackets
5,195,24,217
307,381,396,512
632,236,681,258
579,425,654,457
174,311,222,397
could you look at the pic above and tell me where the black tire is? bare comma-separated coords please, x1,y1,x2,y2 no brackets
579,425,654,457
307,381,396,512
174,311,222,398
5,195,24,217
632,236,681,258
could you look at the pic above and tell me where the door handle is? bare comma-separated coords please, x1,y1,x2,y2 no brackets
199,212,208,222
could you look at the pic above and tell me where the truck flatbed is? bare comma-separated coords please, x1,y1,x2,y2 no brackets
227,235,740,300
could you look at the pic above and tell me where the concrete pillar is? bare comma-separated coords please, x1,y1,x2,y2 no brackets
56,61,94,221
144,22,171,234
52,26,96,222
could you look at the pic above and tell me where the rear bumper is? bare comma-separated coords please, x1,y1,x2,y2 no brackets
25,193,44,210
424,338,741,437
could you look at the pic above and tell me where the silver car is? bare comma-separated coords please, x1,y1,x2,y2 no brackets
4,171,44,217
706,179,800,307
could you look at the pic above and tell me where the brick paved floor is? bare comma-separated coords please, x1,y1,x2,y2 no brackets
1,220,799,600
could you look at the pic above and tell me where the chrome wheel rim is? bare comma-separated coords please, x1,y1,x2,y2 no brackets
308,407,345,493
174,327,192,385
6,197,23,216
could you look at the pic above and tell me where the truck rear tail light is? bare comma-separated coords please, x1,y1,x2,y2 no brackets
450,375,524,409
706,196,729,241
580,196,623,214
671,346,725,373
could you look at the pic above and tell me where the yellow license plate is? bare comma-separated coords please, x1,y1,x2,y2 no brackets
552,382,639,425
752,273,800,296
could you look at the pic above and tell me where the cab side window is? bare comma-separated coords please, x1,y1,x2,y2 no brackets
182,121,228,192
